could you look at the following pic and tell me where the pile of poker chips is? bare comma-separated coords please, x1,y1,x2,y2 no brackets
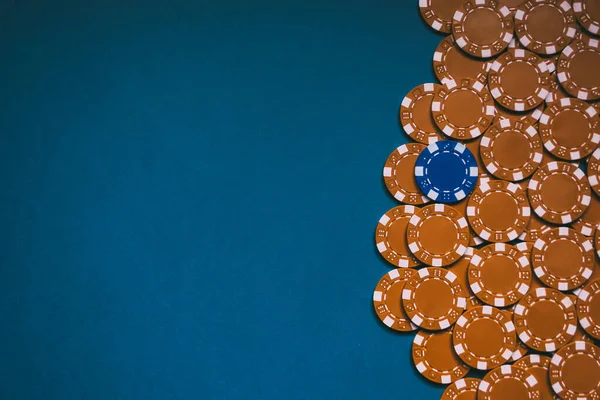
372,1,600,399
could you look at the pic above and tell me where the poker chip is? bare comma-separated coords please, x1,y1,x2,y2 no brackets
414,141,479,203
468,243,531,307
451,0,513,58
478,365,540,400
576,278,600,339
532,227,594,291
514,355,560,400
558,37,600,101
464,137,495,193
452,305,516,370
373,268,418,332
573,0,600,35
514,0,578,55
412,329,470,384
375,205,421,268
539,97,600,160
466,180,531,242
494,101,544,125
453,196,487,247
550,341,600,399
407,204,470,267
440,378,480,400
571,193,600,237
433,35,490,86
399,84,445,145
431,79,496,140
479,118,543,181
402,266,467,330
383,144,431,205
513,287,578,352
419,0,467,33
527,161,591,224
448,247,483,309
488,49,551,111
587,147,600,197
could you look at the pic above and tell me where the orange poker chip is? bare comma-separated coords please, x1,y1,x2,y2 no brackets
514,0,578,55
372,268,418,332
539,97,600,161
402,267,467,330
479,118,543,182
532,227,594,291
412,329,470,384
550,341,600,399
452,305,516,370
448,247,482,309
441,378,480,400
431,78,496,140
466,180,531,242
558,37,600,101
573,0,600,36
528,161,591,224
419,0,466,33
571,193,600,237
451,0,513,59
406,204,470,267
545,73,571,105
382,144,430,205
468,243,532,307
478,365,541,400
587,147,600,197
399,84,445,145
514,355,560,400
374,205,421,268
488,49,551,111
576,278,600,339
513,287,578,352
433,35,490,86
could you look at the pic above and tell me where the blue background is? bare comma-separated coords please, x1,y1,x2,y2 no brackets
0,0,445,398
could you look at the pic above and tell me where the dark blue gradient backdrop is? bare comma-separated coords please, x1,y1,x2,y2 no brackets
0,0,445,398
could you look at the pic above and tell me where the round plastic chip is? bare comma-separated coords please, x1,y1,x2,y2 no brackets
478,365,540,400
576,278,600,339
432,79,496,140
514,0,578,55
452,0,513,58
466,180,531,242
488,49,551,111
468,243,531,307
375,205,421,268
415,140,479,203
539,97,600,160
402,266,467,330
412,329,470,384
433,35,490,85
550,341,600,399
479,118,543,181
419,0,466,33
383,144,430,205
513,287,578,352
528,161,591,224
558,37,600,101
573,0,600,36
452,305,516,370
531,227,594,291
514,355,559,400
399,84,445,145
373,268,418,332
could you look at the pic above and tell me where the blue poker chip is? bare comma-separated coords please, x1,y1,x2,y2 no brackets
415,140,479,203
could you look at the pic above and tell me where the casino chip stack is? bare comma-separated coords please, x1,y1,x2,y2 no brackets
373,1,600,399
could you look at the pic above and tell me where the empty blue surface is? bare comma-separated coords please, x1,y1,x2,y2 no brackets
0,0,447,399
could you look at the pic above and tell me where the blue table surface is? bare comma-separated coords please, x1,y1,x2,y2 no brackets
0,0,449,398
